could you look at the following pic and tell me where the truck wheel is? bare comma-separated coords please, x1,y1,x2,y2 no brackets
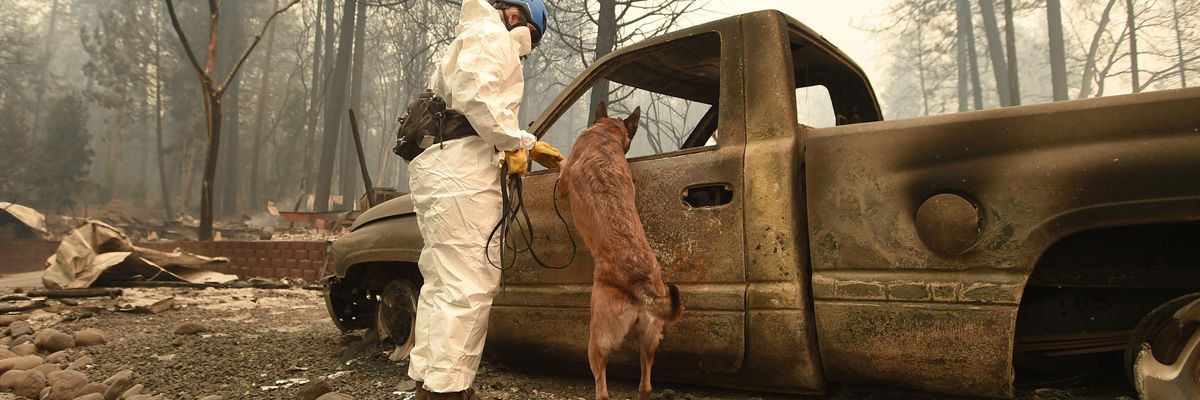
377,279,418,361
1126,292,1200,399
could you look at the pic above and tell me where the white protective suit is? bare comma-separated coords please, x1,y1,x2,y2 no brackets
407,0,536,393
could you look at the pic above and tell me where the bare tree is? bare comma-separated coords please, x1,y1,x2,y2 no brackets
249,0,281,212
164,0,300,240
1003,0,1020,104
1125,0,1141,92
1077,0,1119,99
1048,0,1069,101
314,0,358,212
979,0,1013,106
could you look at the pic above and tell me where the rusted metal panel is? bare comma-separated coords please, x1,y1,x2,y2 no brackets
810,270,1025,305
487,307,746,374
740,12,826,392
494,283,744,311
806,87,1200,397
815,301,1018,398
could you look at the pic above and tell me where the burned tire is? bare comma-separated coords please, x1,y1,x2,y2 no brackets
377,279,419,360
1125,292,1200,399
324,278,376,331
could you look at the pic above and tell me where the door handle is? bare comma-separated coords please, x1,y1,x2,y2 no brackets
682,183,733,208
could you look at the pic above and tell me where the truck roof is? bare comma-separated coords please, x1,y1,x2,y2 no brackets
561,9,882,123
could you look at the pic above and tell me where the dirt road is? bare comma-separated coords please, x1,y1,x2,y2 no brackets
0,285,1135,400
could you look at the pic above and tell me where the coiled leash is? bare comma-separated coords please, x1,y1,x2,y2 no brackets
485,161,576,272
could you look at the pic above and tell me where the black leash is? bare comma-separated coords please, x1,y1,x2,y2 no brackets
486,162,577,271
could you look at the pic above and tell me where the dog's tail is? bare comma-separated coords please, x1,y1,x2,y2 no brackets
651,284,683,322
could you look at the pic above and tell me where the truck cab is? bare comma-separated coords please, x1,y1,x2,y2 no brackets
325,10,1200,398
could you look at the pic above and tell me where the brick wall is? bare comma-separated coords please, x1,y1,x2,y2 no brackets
0,240,59,274
136,241,328,282
0,240,327,281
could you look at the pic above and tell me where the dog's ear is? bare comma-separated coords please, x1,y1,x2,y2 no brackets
594,101,608,122
624,106,641,140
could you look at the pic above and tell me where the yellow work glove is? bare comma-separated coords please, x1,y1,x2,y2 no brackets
530,141,564,169
504,148,528,176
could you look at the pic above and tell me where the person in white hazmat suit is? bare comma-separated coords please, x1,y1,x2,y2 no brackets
407,0,562,398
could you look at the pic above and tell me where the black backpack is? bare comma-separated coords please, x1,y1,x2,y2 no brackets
392,89,477,162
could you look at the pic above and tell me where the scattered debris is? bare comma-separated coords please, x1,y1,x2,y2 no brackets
116,298,175,315
0,300,48,314
172,322,209,335
26,289,123,299
0,202,54,240
42,221,237,290
73,329,107,347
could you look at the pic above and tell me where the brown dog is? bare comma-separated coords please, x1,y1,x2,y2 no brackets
558,102,683,400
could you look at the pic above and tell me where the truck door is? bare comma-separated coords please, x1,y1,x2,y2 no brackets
486,32,748,375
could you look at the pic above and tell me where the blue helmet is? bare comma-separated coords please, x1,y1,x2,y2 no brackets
494,0,548,46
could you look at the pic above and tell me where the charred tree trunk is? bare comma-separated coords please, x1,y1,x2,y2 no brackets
340,0,368,209
979,0,1012,106
1003,0,1020,105
218,0,244,216
30,0,60,141
588,0,617,122
314,0,357,212
166,0,299,239
154,5,173,219
1126,0,1140,92
1172,0,1187,87
957,0,970,111
299,0,326,202
1048,0,1069,101
916,28,930,116
1079,0,1118,99
966,11,984,109
250,0,280,213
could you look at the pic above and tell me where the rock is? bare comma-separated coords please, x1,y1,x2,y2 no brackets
8,321,32,337
75,381,107,397
658,389,677,400
102,377,132,400
125,395,154,400
67,356,93,371
197,396,223,400
11,334,32,346
362,328,380,344
101,369,133,386
32,363,61,376
40,386,50,399
173,322,209,335
74,329,107,347
0,348,17,359
44,369,88,400
46,350,70,363
345,340,367,354
11,342,36,355
0,369,26,389
315,393,354,400
394,380,417,391
0,336,11,346
120,383,145,399
0,355,44,373
0,315,28,327
74,394,104,400
12,369,45,399
296,378,334,400
34,329,75,352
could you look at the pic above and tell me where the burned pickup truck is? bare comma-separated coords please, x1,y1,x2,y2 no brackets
322,10,1200,399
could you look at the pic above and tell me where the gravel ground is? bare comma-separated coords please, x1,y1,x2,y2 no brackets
0,286,1138,400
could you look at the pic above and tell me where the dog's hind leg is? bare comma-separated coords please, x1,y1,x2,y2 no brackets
589,285,636,400
636,315,666,400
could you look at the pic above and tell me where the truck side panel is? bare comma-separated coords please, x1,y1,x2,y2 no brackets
805,87,1200,398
